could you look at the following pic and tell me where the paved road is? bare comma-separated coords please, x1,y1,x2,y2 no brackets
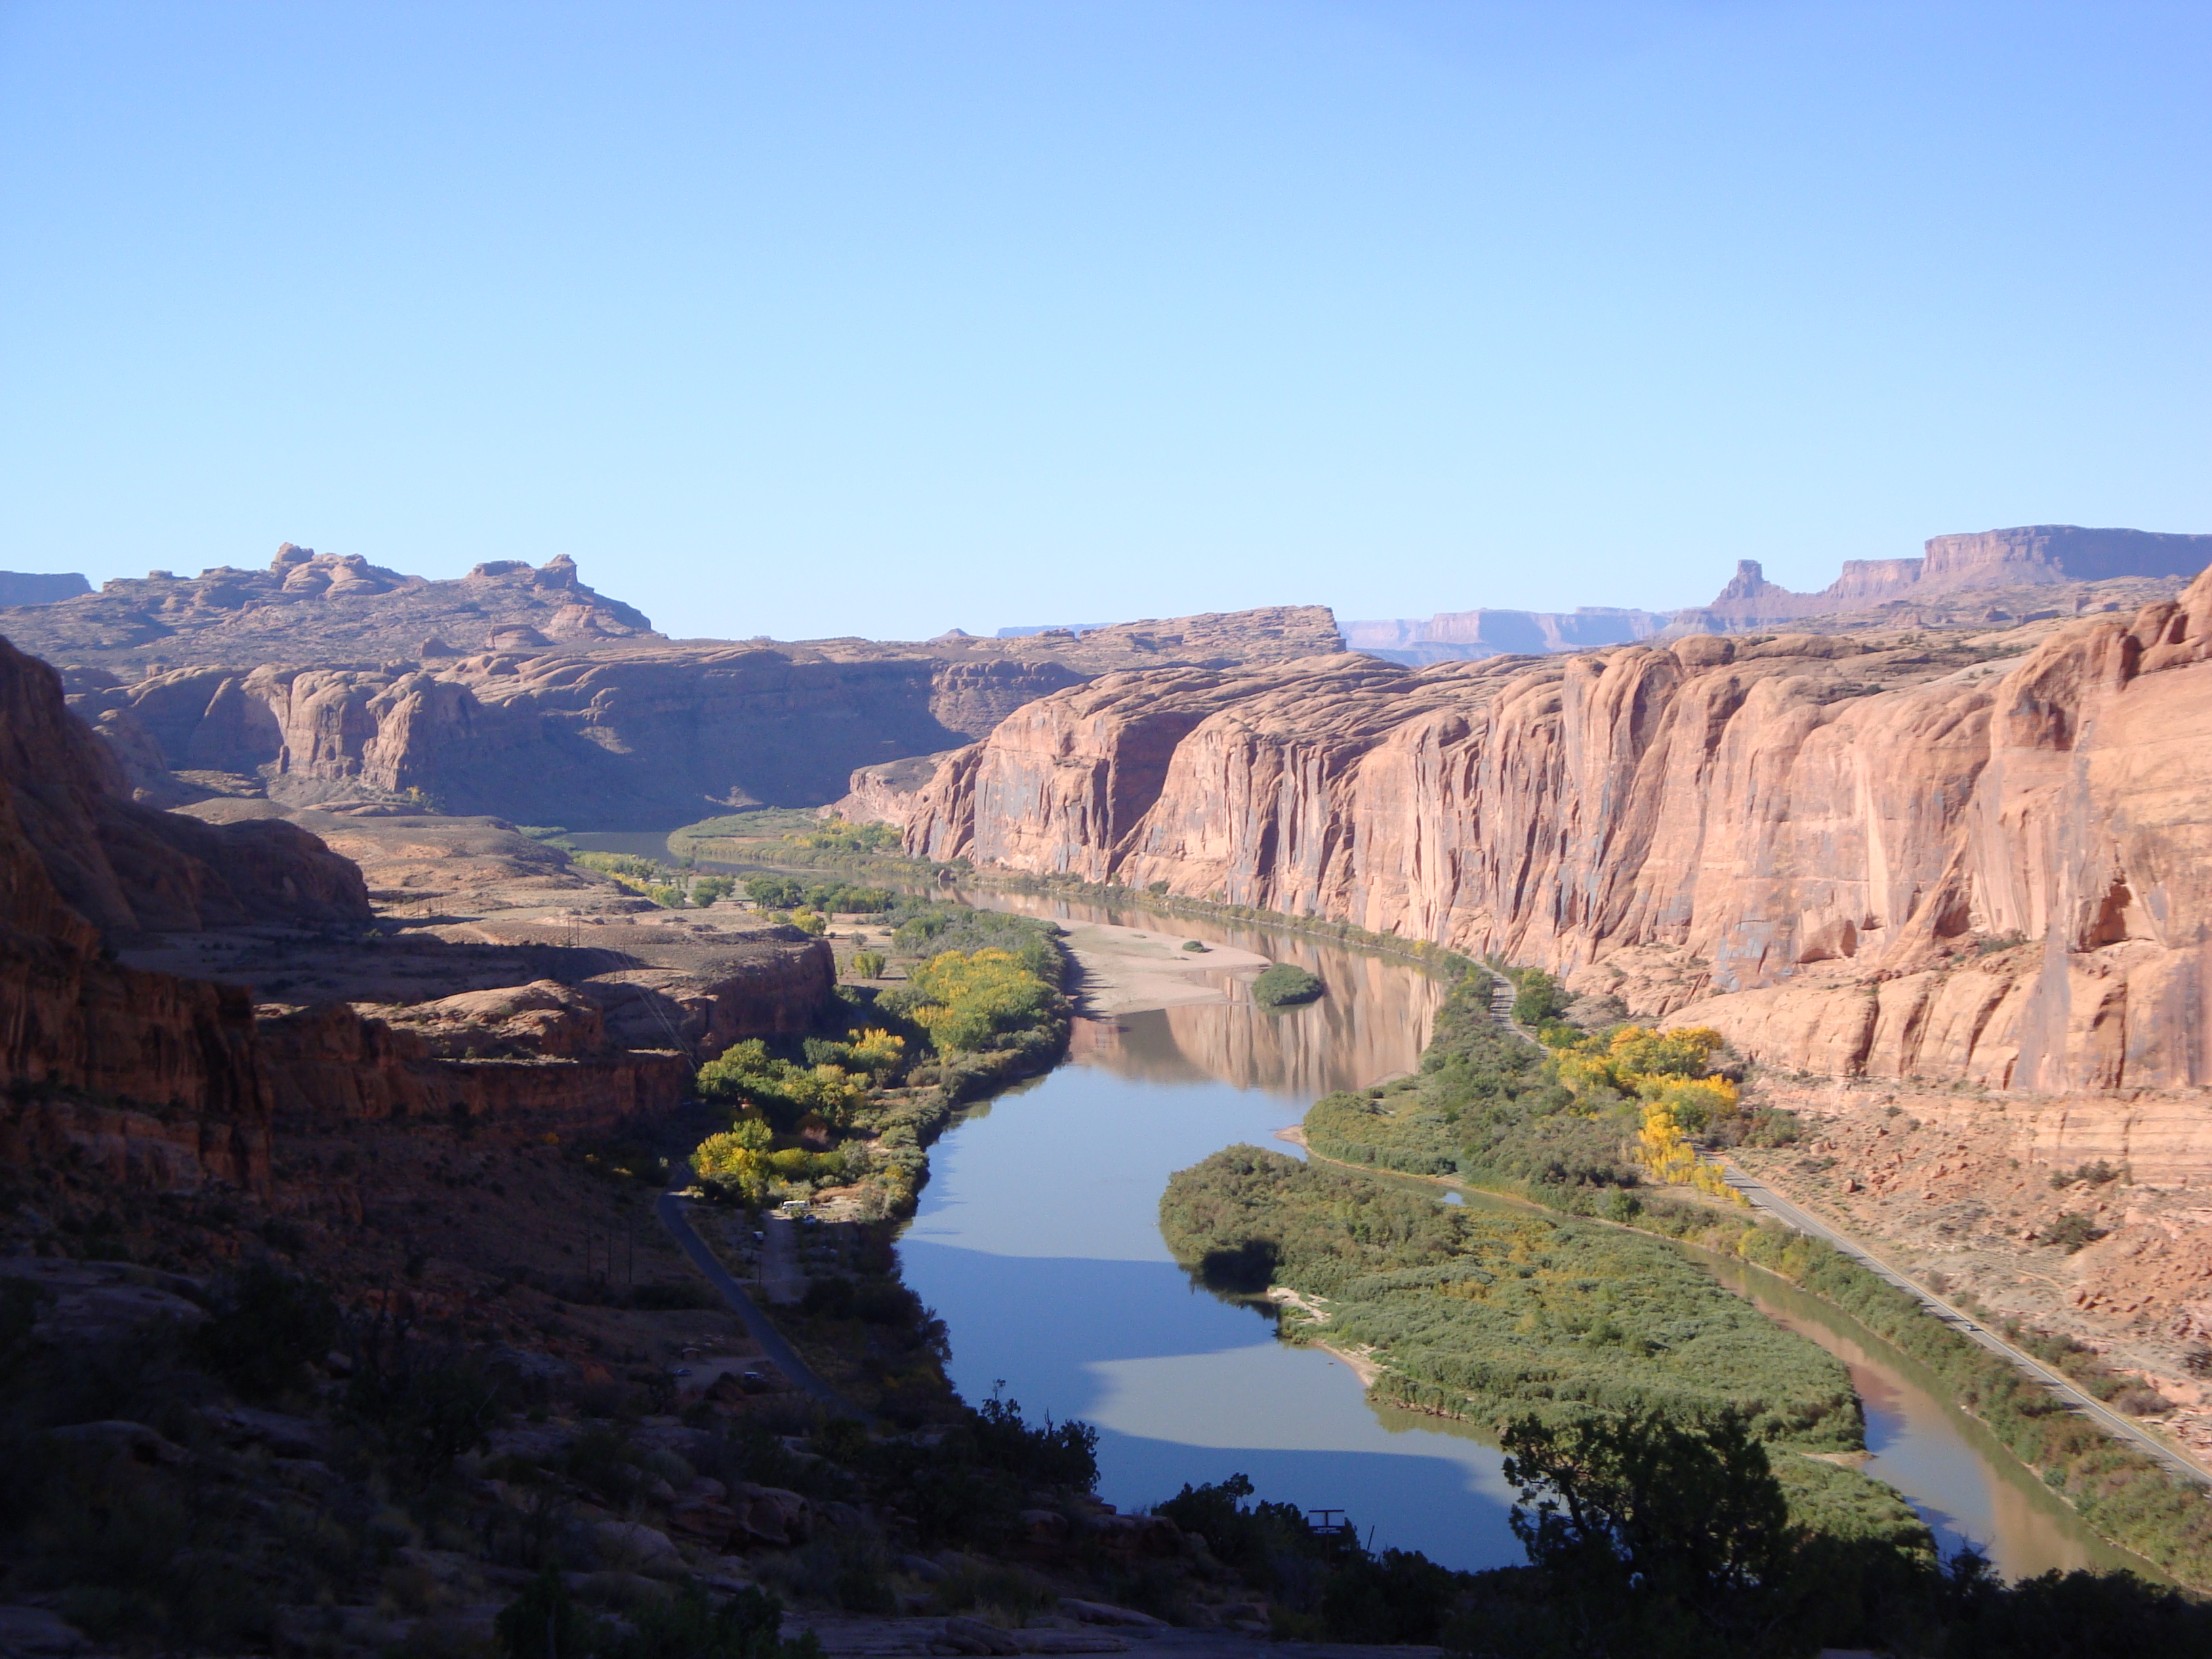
655,1188,845,1410
1715,1158,2212,1492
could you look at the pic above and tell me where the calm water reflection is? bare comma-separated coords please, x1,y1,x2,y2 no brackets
613,864,2123,1580
897,898,1519,1566
901,893,2132,1579
1699,1255,2138,1580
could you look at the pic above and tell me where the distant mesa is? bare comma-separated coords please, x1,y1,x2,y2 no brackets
0,571,92,608
1685,525,2212,626
1343,607,1665,663
1348,525,2212,663
996,623,1107,639
3,542,661,670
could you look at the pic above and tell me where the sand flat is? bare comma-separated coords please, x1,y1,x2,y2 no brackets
1055,919,1271,1015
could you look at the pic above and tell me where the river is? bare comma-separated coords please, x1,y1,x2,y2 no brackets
573,833,2135,1578
894,889,2135,1580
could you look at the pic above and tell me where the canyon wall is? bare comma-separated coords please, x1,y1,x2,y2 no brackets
41,562,1343,825
76,649,1076,823
0,632,834,1199
0,636,370,1122
905,571,2212,1093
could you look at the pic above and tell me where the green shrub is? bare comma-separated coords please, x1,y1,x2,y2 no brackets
2039,1212,2109,1254
1252,962,1324,1007
1161,1145,1862,1447
603,1582,820,1659
1509,968,1570,1027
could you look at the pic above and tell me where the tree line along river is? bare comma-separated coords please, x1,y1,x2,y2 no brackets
899,889,2135,1579
571,827,2138,1581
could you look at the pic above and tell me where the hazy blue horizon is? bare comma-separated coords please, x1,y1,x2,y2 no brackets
5,2,2207,641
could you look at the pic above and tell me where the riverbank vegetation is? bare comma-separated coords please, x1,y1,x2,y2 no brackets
1297,966,2212,1591
686,901,1069,1220
1160,1146,1864,1452
1250,962,1324,1008
1149,1412,2212,1657
1153,1151,2212,1647
670,810,914,872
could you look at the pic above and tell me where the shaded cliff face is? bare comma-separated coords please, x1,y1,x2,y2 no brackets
906,574,2212,1091
64,601,1342,825
74,651,1059,823
0,630,835,1201
0,636,373,939
0,636,371,1132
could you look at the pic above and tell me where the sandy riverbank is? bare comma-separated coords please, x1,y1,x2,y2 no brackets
1054,918,1273,1016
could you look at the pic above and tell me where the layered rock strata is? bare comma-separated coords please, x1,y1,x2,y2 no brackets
903,569,2212,1095
0,630,834,1198
1692,525,2212,628
43,550,1343,825
7,545,657,667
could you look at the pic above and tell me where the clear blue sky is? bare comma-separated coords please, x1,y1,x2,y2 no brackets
3,1,2207,642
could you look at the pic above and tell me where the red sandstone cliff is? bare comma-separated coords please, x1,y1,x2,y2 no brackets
0,632,831,1199
66,605,1342,826
904,572,2212,1092
0,636,371,1120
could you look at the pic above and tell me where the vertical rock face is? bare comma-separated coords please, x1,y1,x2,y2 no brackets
64,607,1337,827
0,636,368,1120
0,634,844,1202
905,572,2212,1090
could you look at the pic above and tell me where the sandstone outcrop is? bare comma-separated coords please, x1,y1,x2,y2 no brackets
0,634,371,1132
904,571,2212,1093
0,628,833,1197
1,545,657,668
832,750,964,825
44,560,1341,825
1692,525,2212,627
1347,525,2212,663
0,637,371,938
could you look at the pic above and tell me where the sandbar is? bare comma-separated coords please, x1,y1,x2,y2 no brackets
1053,918,1273,1017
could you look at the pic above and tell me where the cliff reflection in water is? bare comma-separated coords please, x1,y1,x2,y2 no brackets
920,887,2134,1579
960,889,1446,1099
